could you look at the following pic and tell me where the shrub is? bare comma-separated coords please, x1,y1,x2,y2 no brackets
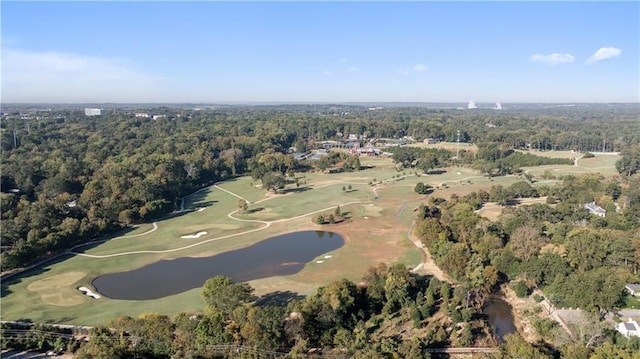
512,280,530,298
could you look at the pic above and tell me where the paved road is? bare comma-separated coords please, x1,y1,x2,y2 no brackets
1,350,49,359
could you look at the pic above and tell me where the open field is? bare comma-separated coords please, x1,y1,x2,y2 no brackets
0,152,619,326
406,141,478,153
517,149,577,159
476,197,549,222
523,152,621,178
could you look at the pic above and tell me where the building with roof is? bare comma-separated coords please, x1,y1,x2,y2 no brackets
617,318,640,338
584,202,606,217
625,284,640,297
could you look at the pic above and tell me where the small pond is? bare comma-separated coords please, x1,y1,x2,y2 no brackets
483,297,517,341
92,230,343,300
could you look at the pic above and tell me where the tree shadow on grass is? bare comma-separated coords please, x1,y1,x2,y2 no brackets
1,253,76,298
43,316,77,324
246,207,264,214
427,169,447,175
191,200,218,208
504,199,522,206
284,186,312,194
256,290,305,307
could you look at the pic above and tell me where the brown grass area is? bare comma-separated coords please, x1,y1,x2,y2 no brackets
407,142,479,153
476,197,549,221
27,271,88,307
248,192,419,296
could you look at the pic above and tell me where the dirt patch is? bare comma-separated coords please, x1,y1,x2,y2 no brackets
476,203,504,222
27,271,87,307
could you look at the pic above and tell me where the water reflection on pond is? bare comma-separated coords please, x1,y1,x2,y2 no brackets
92,231,343,300
483,297,517,341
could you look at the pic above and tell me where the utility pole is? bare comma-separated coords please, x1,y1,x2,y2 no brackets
13,129,17,149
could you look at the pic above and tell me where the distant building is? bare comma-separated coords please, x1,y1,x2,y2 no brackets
584,202,606,217
152,115,166,120
617,318,640,338
354,147,380,157
135,113,150,118
423,138,439,144
84,108,101,116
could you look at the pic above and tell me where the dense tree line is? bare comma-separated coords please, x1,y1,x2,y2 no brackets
1,322,82,354
67,266,496,358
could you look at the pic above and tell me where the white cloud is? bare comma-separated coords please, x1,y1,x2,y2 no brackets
340,58,349,63
2,48,164,102
322,70,332,75
530,53,575,65
345,66,359,73
413,64,426,72
397,63,427,76
587,46,622,63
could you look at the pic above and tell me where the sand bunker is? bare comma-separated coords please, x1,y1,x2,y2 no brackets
316,260,324,264
324,255,333,259
180,231,208,239
197,207,206,212
78,287,101,299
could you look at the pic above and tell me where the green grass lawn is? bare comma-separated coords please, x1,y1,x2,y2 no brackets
621,295,640,309
523,153,621,178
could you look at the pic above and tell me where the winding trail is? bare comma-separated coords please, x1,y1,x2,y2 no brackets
406,221,454,283
118,222,158,238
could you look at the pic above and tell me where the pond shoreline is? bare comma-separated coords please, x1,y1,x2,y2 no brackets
499,284,539,343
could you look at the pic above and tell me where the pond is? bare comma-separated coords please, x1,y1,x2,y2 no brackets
92,230,344,300
483,297,517,341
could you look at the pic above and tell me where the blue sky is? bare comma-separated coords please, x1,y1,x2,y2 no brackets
2,1,639,103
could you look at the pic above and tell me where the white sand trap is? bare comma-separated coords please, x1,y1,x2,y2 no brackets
457,171,462,175
316,260,324,264
180,231,208,239
197,208,206,212
78,286,101,299
324,255,332,259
